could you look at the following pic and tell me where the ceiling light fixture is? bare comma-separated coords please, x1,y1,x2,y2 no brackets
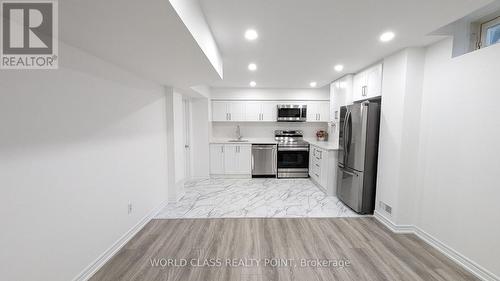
244,29,258,41
248,63,257,71
310,81,317,88
249,81,257,87
379,31,395,42
334,64,344,72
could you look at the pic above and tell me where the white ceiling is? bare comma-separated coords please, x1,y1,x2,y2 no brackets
200,0,495,88
59,0,221,89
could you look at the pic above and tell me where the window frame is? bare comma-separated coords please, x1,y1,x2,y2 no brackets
480,16,500,48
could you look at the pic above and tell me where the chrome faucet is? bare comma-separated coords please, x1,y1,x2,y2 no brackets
236,125,242,140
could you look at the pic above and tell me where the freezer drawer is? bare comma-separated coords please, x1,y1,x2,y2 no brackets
337,164,376,214
337,166,364,213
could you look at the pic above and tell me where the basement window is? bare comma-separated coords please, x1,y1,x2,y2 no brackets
478,16,500,49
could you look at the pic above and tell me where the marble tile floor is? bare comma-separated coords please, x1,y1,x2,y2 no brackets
155,178,361,218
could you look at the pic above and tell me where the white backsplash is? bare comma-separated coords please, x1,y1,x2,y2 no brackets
211,122,328,140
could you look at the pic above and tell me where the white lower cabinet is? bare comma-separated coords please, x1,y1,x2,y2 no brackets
309,145,339,196
209,144,225,174
210,144,251,176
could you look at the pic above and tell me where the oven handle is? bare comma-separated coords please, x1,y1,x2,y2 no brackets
277,146,309,152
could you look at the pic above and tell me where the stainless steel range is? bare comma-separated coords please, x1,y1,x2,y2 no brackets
275,130,309,178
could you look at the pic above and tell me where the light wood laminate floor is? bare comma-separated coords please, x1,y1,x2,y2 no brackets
90,218,478,281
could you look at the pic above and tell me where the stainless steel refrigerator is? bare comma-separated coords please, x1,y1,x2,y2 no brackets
337,102,380,214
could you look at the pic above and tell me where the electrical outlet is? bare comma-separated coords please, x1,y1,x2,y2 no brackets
127,202,133,215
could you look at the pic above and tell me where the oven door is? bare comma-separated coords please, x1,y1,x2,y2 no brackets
277,147,309,178
277,106,306,122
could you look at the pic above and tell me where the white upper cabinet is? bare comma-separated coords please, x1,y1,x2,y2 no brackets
353,63,383,102
330,75,354,121
307,101,330,122
352,73,366,102
366,64,383,98
227,102,245,121
261,102,278,121
244,101,277,122
212,101,245,121
212,101,228,122
244,102,261,121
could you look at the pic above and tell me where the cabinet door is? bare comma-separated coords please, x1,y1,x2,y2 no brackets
306,102,319,121
339,75,354,106
366,64,383,98
318,102,330,122
223,145,238,174
209,144,225,174
261,102,277,121
352,72,366,102
212,101,228,121
245,102,261,121
227,102,245,121
224,145,251,174
319,149,328,187
236,145,252,174
309,146,319,181
330,82,339,121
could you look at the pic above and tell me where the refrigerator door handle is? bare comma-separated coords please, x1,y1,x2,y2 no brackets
343,110,351,164
347,110,353,157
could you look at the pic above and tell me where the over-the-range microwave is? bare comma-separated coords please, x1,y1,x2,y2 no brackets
277,104,307,122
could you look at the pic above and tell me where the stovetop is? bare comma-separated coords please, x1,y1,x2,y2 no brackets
274,130,309,147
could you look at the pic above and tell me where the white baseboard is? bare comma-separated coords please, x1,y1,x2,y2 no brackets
72,200,168,281
373,211,499,281
373,210,414,233
210,174,252,179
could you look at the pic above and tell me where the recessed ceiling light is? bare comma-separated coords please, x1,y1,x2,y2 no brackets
379,31,395,42
248,63,257,71
334,64,344,72
244,29,258,41
310,81,317,88
249,81,257,87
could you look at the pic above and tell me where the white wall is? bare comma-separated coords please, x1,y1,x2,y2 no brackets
0,43,169,281
415,39,500,277
376,39,500,278
211,87,330,101
375,48,425,225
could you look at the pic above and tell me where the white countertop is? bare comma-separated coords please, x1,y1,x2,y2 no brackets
210,137,339,150
210,138,277,144
303,138,340,151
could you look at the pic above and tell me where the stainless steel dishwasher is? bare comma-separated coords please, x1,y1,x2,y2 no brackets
251,144,277,178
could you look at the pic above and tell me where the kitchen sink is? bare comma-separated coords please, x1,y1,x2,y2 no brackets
228,139,249,142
